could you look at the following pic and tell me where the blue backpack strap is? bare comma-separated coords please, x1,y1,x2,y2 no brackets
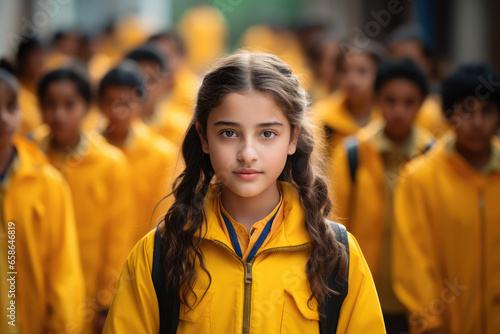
319,220,350,334
344,136,359,183
422,138,435,154
152,228,180,334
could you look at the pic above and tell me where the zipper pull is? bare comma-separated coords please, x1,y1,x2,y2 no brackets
245,263,253,284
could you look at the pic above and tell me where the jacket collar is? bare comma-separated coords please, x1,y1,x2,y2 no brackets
201,181,312,249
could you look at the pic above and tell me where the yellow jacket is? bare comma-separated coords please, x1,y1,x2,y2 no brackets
331,121,434,280
103,181,385,333
393,135,500,333
109,120,179,245
18,84,42,135
415,94,449,138
2,136,85,333
313,90,381,157
39,132,136,314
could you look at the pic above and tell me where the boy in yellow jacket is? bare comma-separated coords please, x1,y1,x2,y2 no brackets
35,67,136,333
0,68,85,333
331,59,434,333
393,63,500,334
98,64,178,245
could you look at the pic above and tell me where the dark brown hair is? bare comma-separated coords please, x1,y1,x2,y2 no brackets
158,50,348,309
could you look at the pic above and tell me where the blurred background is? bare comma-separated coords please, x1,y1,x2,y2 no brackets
1,0,498,77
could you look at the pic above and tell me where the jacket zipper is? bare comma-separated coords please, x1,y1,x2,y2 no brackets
213,240,311,334
479,191,487,332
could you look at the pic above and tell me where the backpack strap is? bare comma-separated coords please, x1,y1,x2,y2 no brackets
344,136,359,183
319,220,350,334
422,138,435,154
152,228,179,334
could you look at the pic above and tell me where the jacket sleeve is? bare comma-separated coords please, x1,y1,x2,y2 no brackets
103,231,159,333
337,233,386,333
45,169,86,333
393,166,443,333
98,159,137,309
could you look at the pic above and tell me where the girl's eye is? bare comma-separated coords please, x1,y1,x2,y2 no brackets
221,130,237,138
260,131,276,138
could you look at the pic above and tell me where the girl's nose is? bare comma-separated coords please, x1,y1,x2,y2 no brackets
237,138,258,163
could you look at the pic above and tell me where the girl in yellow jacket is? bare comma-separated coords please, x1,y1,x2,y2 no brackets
331,59,435,333
393,63,500,334
0,67,85,333
103,51,386,333
35,67,137,333
98,64,179,245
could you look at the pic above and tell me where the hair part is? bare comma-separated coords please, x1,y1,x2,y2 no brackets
159,50,348,310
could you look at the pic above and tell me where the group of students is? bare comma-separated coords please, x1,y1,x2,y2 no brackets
1,17,500,334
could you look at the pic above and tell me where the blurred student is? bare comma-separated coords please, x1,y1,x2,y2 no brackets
13,38,45,135
306,33,342,102
331,59,434,333
0,67,85,333
36,67,135,333
98,63,177,245
125,45,191,146
313,41,384,157
148,30,199,111
387,25,447,137
393,63,500,334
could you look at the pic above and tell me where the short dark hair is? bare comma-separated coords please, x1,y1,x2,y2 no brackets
98,62,146,100
37,67,92,103
441,62,500,117
148,30,186,57
125,45,167,72
374,58,429,97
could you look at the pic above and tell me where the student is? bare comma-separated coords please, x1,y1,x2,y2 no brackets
393,63,500,334
313,41,385,157
330,59,434,333
306,33,342,103
13,37,45,135
125,45,191,147
36,67,136,333
386,25,447,137
0,67,85,333
103,51,385,333
98,63,178,245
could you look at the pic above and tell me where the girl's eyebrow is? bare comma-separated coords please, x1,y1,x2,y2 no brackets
212,121,284,127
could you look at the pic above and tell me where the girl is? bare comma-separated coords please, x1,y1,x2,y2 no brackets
103,51,385,333
36,67,136,333
0,66,85,333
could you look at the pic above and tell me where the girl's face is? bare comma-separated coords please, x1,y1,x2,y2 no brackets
99,86,141,133
197,90,300,199
340,52,377,102
0,82,21,146
41,80,88,146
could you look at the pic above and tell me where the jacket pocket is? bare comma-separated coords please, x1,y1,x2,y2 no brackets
178,288,215,333
281,288,320,333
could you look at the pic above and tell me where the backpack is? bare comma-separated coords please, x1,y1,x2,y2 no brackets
151,221,350,334
344,136,436,183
